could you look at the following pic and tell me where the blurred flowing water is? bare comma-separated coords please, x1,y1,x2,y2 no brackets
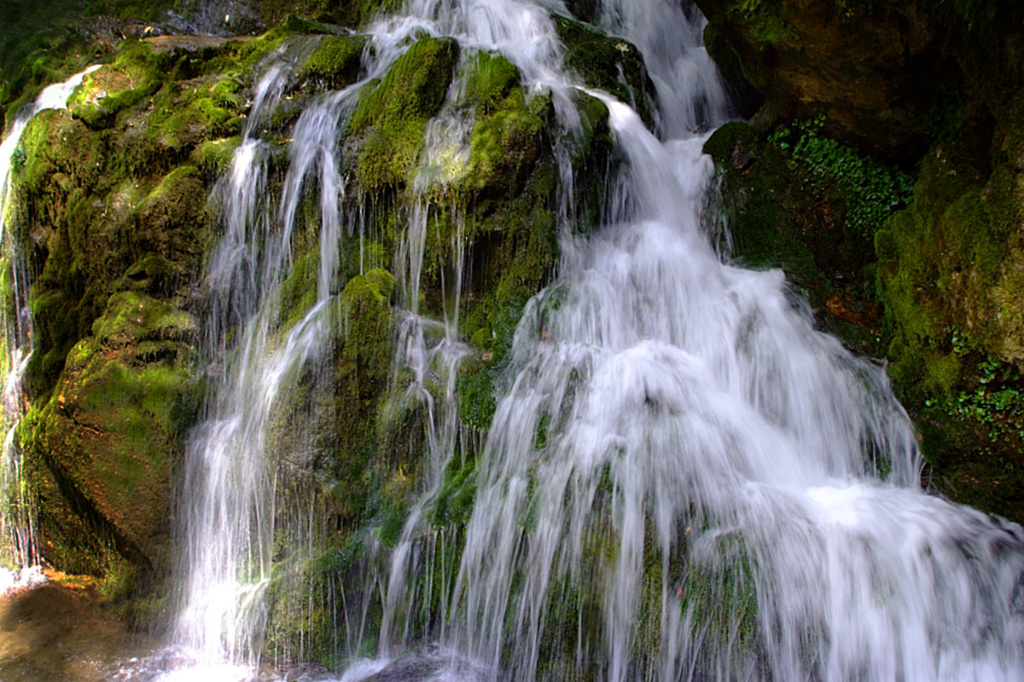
0,65,100,584
345,1,1024,681
160,0,1024,678
1,1,1022,680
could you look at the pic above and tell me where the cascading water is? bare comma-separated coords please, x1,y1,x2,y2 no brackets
168,18,481,672
0,66,100,587
443,95,1024,679
156,0,1024,680
357,2,1024,682
171,40,349,674
169,0,586,675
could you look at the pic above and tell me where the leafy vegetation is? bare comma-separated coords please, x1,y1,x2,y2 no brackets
770,116,915,241
924,329,1024,451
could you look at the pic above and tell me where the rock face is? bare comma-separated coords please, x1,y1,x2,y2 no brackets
7,36,241,575
0,0,621,654
698,0,1022,161
3,0,1024,667
698,0,1024,521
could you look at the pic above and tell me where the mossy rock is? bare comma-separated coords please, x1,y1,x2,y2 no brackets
874,132,1024,522
16,109,105,202
263,554,339,667
89,290,193,347
68,40,170,129
7,31,244,580
348,37,460,192
277,248,320,330
190,135,242,180
21,290,195,574
553,14,655,129
875,141,1010,394
460,53,546,199
429,454,477,528
703,121,887,357
328,269,395,527
294,34,366,91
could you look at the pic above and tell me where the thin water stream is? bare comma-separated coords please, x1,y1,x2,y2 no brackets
0,65,101,585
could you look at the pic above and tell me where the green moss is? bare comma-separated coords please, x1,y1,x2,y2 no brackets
724,0,796,45
456,294,530,432
19,287,192,575
348,37,460,191
429,455,477,528
90,291,192,346
341,267,395,305
16,112,209,390
377,498,406,548
277,14,333,34
191,136,242,179
874,142,1001,397
464,92,544,197
461,51,519,115
193,32,290,81
553,15,654,129
939,189,1004,286
144,83,241,153
263,552,339,668
278,249,320,329
98,555,139,604
17,109,105,200
870,126,1024,520
704,123,820,281
456,362,498,432
70,40,170,129
325,269,396,528
295,35,366,91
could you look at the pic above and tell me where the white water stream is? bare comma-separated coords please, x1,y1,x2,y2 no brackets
166,0,1024,677
0,65,100,583
346,1,1024,681
166,0,592,675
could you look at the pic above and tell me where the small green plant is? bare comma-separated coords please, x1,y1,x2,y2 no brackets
925,329,1024,450
770,116,915,240
11,144,26,171
99,557,138,604
733,0,796,44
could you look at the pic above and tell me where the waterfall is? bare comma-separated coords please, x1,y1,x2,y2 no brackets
357,2,1024,682
161,0,1024,679
441,93,1024,679
170,0,587,672
0,65,100,584
172,40,346,670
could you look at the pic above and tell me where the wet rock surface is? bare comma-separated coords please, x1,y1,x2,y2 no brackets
0,574,159,681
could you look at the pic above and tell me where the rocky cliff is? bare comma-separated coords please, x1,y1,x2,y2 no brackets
697,0,1024,520
0,0,630,652
2,0,1024,665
